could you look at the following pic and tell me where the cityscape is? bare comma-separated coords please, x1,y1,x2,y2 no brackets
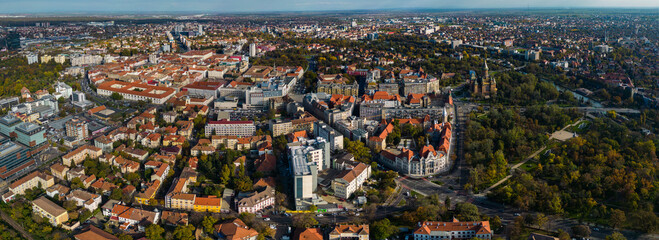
0,1,657,240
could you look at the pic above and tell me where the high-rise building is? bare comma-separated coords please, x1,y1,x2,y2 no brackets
66,117,89,140
198,25,203,35
2,32,21,50
249,43,256,57
26,54,38,64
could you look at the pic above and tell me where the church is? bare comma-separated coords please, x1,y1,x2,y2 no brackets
469,60,497,99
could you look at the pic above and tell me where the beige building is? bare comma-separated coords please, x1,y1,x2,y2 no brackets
62,145,103,166
3,171,54,202
32,196,69,226
329,225,370,240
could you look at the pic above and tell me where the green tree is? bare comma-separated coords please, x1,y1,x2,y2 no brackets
609,209,626,229
455,202,480,221
220,164,231,185
291,214,318,228
308,205,317,213
371,218,398,240
344,138,372,163
606,232,626,240
111,92,123,100
110,188,124,200
145,224,165,240
173,225,195,240
202,216,217,234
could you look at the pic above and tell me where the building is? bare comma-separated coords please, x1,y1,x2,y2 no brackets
293,228,323,240
74,225,119,240
236,186,275,214
0,139,32,179
379,145,449,177
182,81,223,98
289,137,330,171
528,233,560,240
54,82,73,99
32,196,68,226
331,161,371,199
413,220,492,240
270,120,293,137
329,225,370,240
214,219,259,240
303,93,355,125
3,171,54,202
62,145,103,167
66,189,102,211
313,121,344,152
27,54,39,64
249,43,257,57
469,61,497,99
289,137,332,210
15,122,46,147
317,74,359,96
66,117,89,140
0,114,21,138
205,120,256,137
96,80,176,104
109,204,160,232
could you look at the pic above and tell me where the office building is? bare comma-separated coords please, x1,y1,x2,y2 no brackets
15,122,46,147
0,114,22,137
0,139,32,179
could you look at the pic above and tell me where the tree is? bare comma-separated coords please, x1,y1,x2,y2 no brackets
455,202,480,221
557,229,571,240
572,225,591,238
202,216,217,234
117,234,132,240
145,224,165,240
344,138,372,163
111,92,123,100
308,205,317,213
535,213,548,230
371,218,398,240
220,164,231,185
173,225,195,240
110,188,123,200
606,232,626,240
291,214,318,228
609,209,626,229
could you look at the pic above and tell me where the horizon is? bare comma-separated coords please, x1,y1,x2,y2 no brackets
1,0,658,14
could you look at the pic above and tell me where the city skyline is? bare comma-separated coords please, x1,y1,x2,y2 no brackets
1,0,658,14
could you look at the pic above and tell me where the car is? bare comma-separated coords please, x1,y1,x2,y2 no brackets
263,218,270,221
513,213,521,216
592,228,600,231
355,213,360,216
316,214,323,217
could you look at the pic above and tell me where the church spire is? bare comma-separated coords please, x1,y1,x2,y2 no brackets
483,59,489,79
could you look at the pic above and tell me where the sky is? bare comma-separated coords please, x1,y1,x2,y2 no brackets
1,0,657,13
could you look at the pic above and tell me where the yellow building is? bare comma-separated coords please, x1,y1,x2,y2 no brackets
193,196,222,213
134,180,161,205
32,196,68,226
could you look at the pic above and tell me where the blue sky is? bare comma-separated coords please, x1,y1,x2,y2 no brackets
1,0,657,13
